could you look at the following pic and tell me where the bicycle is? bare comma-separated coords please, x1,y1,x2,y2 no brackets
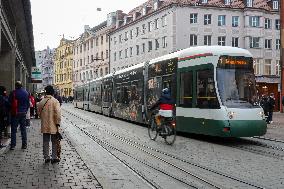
147,110,177,145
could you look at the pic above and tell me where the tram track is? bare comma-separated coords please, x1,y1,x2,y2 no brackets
226,138,284,160
63,115,201,189
63,108,267,189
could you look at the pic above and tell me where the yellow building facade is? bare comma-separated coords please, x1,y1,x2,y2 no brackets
54,38,74,97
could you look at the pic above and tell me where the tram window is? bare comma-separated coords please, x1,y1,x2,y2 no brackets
116,86,121,103
147,77,162,106
180,71,193,107
122,85,130,104
196,69,219,109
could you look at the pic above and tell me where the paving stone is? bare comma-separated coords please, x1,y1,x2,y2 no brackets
0,119,100,189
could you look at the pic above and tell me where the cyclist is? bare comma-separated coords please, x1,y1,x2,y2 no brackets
150,88,174,133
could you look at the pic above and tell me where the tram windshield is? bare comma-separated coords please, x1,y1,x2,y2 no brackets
217,56,258,108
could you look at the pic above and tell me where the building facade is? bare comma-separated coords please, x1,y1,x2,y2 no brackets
41,47,55,88
109,0,280,109
54,38,74,97
0,0,35,92
73,22,110,88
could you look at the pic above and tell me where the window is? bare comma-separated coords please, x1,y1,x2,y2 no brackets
142,24,146,34
265,18,271,29
201,0,208,3
148,41,153,51
190,13,198,24
218,15,226,26
232,16,239,27
154,18,159,29
119,35,122,43
155,39,159,49
91,40,93,48
273,0,279,10
196,69,219,109
249,16,260,27
96,38,99,46
204,35,211,46
275,19,280,30
232,37,239,47
276,39,280,50
106,50,109,59
218,36,226,46
265,39,272,49
136,27,139,37
162,15,167,27
142,43,145,53
225,0,231,5
190,34,197,46
105,67,109,75
125,31,128,41
276,60,280,76
249,37,260,48
162,36,167,48
114,52,117,61
119,50,122,59
180,71,193,107
204,14,211,25
130,47,133,57
154,1,158,10
130,30,133,39
264,59,271,75
148,21,152,32
125,48,128,58
247,0,253,7
136,45,140,55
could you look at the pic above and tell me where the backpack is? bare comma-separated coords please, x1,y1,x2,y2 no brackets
11,91,18,116
0,95,7,118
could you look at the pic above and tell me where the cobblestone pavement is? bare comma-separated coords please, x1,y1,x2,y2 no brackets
265,112,284,140
0,119,101,189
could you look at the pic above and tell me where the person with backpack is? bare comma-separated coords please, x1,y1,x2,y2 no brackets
37,85,61,163
0,86,9,148
8,81,30,150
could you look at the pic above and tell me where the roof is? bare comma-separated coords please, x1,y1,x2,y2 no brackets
114,0,278,32
149,46,252,64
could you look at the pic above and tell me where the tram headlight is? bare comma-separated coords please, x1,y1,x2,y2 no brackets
259,111,265,119
228,111,235,119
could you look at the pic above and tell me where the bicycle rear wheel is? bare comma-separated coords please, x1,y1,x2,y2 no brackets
148,117,158,140
164,123,176,145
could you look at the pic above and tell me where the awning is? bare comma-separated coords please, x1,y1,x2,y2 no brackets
255,76,280,84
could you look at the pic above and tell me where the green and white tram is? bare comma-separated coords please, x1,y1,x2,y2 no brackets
74,46,267,137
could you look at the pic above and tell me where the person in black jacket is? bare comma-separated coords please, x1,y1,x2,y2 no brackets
267,93,275,124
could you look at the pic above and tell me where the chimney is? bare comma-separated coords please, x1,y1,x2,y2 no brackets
84,25,90,31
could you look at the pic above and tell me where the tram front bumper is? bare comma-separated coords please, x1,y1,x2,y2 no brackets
227,120,267,137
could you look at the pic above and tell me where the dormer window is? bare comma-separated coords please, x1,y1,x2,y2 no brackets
142,7,147,16
225,0,230,5
154,1,158,10
273,0,279,10
247,0,253,7
201,0,208,3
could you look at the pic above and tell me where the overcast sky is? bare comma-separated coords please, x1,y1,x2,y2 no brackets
31,0,146,51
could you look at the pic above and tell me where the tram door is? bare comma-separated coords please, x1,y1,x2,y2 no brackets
145,58,177,112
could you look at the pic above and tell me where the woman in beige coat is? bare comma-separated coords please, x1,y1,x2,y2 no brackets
37,85,61,163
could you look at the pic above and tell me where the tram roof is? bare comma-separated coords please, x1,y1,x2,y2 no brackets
113,62,145,75
149,46,253,64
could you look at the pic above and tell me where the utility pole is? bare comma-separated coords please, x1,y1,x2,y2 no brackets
281,0,284,112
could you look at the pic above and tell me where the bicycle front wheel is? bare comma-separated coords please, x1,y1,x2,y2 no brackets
164,123,176,145
148,117,158,140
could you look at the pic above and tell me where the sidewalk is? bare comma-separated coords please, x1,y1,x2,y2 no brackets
0,119,101,189
265,112,284,140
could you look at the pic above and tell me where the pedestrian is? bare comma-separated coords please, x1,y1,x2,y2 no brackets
37,85,61,164
29,93,35,118
0,86,9,148
260,94,268,118
267,93,275,124
54,91,63,106
8,81,29,150
282,96,284,112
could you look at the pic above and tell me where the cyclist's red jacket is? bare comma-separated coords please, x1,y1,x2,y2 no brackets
159,104,174,110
